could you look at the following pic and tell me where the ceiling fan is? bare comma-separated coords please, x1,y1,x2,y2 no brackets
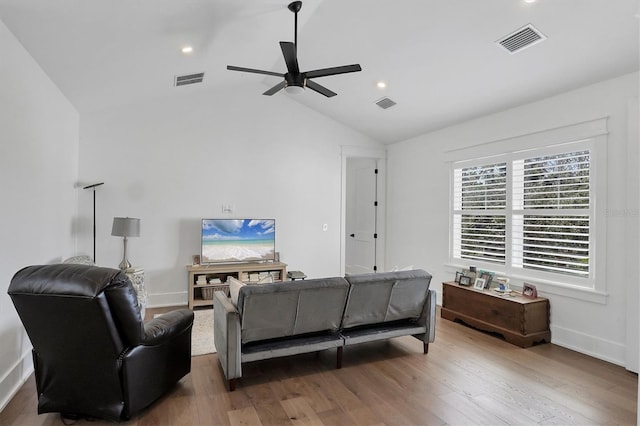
227,1,361,98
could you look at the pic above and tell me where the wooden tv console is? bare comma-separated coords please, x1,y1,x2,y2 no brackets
441,281,550,347
187,262,287,309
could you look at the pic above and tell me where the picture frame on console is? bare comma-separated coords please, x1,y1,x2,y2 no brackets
459,275,472,286
454,271,463,283
480,271,493,289
522,283,538,299
473,277,486,290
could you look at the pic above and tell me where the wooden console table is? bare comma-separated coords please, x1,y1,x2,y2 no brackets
441,281,550,347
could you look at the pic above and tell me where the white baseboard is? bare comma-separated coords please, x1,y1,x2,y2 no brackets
0,349,33,412
550,324,626,367
147,291,188,308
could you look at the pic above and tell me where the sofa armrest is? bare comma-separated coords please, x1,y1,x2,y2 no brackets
213,291,242,388
413,289,436,344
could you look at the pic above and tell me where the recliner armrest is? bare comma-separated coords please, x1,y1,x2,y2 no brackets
142,309,194,346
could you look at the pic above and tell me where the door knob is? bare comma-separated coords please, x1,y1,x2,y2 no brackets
349,233,355,237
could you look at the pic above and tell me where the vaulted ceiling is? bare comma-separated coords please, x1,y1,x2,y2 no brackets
1,0,638,144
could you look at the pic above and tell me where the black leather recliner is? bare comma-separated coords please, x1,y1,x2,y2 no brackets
8,264,194,421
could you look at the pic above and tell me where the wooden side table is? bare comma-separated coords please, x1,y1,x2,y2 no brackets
441,281,550,347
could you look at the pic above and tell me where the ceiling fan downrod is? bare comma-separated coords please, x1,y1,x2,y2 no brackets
288,1,302,47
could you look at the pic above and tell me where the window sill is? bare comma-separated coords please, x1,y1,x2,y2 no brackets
444,263,608,305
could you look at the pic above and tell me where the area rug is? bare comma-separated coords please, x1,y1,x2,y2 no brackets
155,309,216,356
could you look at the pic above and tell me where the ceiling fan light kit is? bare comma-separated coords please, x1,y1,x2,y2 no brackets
227,1,361,98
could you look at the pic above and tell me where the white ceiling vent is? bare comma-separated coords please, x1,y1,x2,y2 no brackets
497,24,546,54
376,97,397,109
174,72,204,87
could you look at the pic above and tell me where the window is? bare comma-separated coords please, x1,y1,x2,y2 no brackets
452,143,595,288
512,150,590,278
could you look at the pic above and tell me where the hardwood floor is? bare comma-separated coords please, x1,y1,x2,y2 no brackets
1,306,636,425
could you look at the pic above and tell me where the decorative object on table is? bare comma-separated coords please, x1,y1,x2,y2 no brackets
495,282,510,293
522,282,538,299
63,255,94,265
459,275,472,286
111,217,141,270
462,268,477,282
192,254,200,265
287,270,307,280
454,271,463,283
494,276,510,290
480,271,494,289
473,277,486,290
82,182,104,263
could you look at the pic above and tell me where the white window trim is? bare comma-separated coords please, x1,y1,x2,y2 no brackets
447,118,608,304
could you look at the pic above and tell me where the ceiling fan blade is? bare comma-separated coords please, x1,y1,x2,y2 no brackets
227,65,284,78
306,80,337,98
305,64,362,79
279,41,300,75
263,81,286,96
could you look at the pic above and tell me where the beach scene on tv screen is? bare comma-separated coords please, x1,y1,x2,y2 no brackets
202,219,275,263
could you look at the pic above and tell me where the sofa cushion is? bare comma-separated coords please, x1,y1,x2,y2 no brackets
237,277,349,344
342,269,431,329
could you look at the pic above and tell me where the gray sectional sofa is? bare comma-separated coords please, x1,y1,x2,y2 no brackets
213,269,435,391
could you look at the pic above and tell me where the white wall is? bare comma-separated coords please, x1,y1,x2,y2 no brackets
78,84,381,306
0,20,79,410
386,72,639,368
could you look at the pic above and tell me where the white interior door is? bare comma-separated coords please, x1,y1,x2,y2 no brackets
345,158,378,274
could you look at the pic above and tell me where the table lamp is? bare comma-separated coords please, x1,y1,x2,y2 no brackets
111,217,140,270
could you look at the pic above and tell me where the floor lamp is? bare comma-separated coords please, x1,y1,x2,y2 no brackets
83,182,104,263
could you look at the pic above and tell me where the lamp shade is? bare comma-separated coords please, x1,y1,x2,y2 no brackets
111,217,140,238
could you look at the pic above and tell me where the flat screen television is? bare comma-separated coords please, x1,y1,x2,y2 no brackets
201,219,276,264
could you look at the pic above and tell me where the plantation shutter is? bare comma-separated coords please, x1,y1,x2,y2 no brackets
512,150,590,277
453,162,507,264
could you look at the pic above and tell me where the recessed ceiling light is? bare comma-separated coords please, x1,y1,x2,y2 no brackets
376,81,387,89
181,46,194,54
523,0,537,3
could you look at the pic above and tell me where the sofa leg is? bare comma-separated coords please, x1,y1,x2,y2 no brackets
228,379,237,392
423,342,429,354
336,347,343,369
